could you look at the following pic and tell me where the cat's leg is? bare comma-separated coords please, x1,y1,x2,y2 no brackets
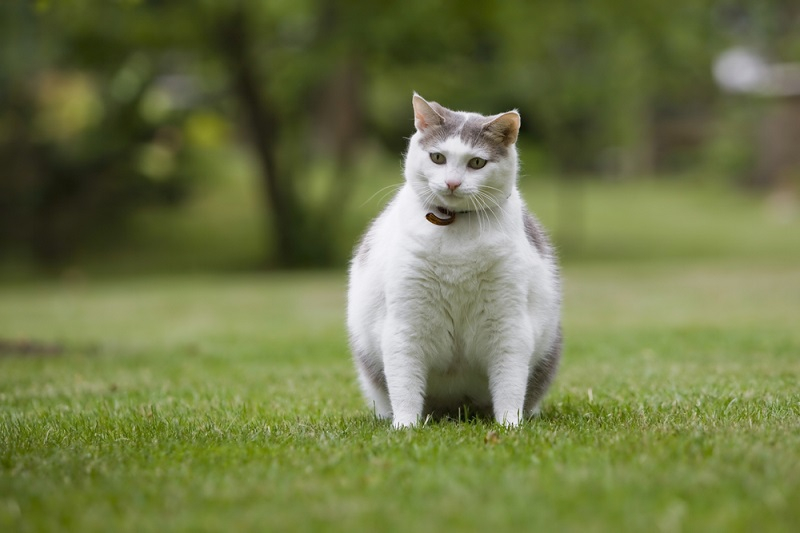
354,352,393,420
489,360,529,426
381,327,427,429
524,327,562,417
488,338,534,427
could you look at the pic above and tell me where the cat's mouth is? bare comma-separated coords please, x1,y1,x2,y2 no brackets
426,191,474,224
431,189,469,209
420,185,486,222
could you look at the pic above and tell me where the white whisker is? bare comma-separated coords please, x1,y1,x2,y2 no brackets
470,195,483,234
478,192,504,228
360,182,403,208
472,194,486,233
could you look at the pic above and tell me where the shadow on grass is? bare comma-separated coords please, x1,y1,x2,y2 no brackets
333,389,798,435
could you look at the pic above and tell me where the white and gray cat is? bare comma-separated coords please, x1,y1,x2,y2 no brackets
347,94,562,428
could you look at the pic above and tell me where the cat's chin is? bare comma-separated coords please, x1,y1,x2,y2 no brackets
428,190,471,212
430,191,470,210
429,199,468,213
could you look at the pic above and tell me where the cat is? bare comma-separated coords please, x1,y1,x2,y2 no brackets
347,94,562,428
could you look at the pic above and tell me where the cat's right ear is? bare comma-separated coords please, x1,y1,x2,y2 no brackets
412,93,444,132
483,111,521,147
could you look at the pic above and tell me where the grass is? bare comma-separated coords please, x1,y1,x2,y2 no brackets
1,167,799,531
1,260,799,532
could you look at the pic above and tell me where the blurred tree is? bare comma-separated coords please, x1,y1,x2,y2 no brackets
2,0,797,270
0,2,193,267
213,2,368,266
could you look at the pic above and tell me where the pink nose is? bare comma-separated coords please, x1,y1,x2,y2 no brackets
445,179,461,191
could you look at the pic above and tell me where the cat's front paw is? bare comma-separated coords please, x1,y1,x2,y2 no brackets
495,410,523,428
391,416,419,429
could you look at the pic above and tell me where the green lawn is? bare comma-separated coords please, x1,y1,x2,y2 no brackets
1,260,799,532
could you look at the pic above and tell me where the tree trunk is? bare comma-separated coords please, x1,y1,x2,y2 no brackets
216,6,300,267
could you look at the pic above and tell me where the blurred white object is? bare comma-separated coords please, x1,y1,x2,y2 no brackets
713,47,768,93
714,47,800,96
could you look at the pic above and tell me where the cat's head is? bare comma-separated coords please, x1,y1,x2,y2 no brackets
404,93,520,214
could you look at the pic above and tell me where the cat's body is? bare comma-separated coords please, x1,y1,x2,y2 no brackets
348,95,561,428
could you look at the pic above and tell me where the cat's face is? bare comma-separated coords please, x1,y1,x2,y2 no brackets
404,94,520,214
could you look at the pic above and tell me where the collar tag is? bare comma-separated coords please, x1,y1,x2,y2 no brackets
426,207,456,226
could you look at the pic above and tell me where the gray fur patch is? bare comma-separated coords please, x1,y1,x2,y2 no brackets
418,103,509,160
353,345,387,392
524,325,562,412
417,104,464,151
522,210,551,257
459,115,509,160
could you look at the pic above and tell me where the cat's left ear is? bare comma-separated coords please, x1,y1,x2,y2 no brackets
482,111,521,146
412,93,444,132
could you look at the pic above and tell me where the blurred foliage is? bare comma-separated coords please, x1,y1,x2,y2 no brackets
0,2,197,266
0,0,798,270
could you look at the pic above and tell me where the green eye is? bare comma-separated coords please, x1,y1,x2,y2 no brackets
430,152,446,165
468,157,487,169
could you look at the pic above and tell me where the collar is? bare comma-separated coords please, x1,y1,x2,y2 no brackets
426,206,465,226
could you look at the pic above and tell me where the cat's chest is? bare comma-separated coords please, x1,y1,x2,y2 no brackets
424,250,499,288
384,223,533,370
401,236,522,330
409,255,517,373
410,227,513,285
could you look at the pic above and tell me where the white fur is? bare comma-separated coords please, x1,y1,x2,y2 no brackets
348,108,561,429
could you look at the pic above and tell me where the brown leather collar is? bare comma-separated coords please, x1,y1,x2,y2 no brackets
426,206,459,226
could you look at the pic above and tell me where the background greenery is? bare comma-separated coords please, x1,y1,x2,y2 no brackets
1,0,799,272
1,1,799,532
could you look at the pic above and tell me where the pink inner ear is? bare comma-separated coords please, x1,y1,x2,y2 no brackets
413,95,445,131
484,112,520,146
415,112,428,129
